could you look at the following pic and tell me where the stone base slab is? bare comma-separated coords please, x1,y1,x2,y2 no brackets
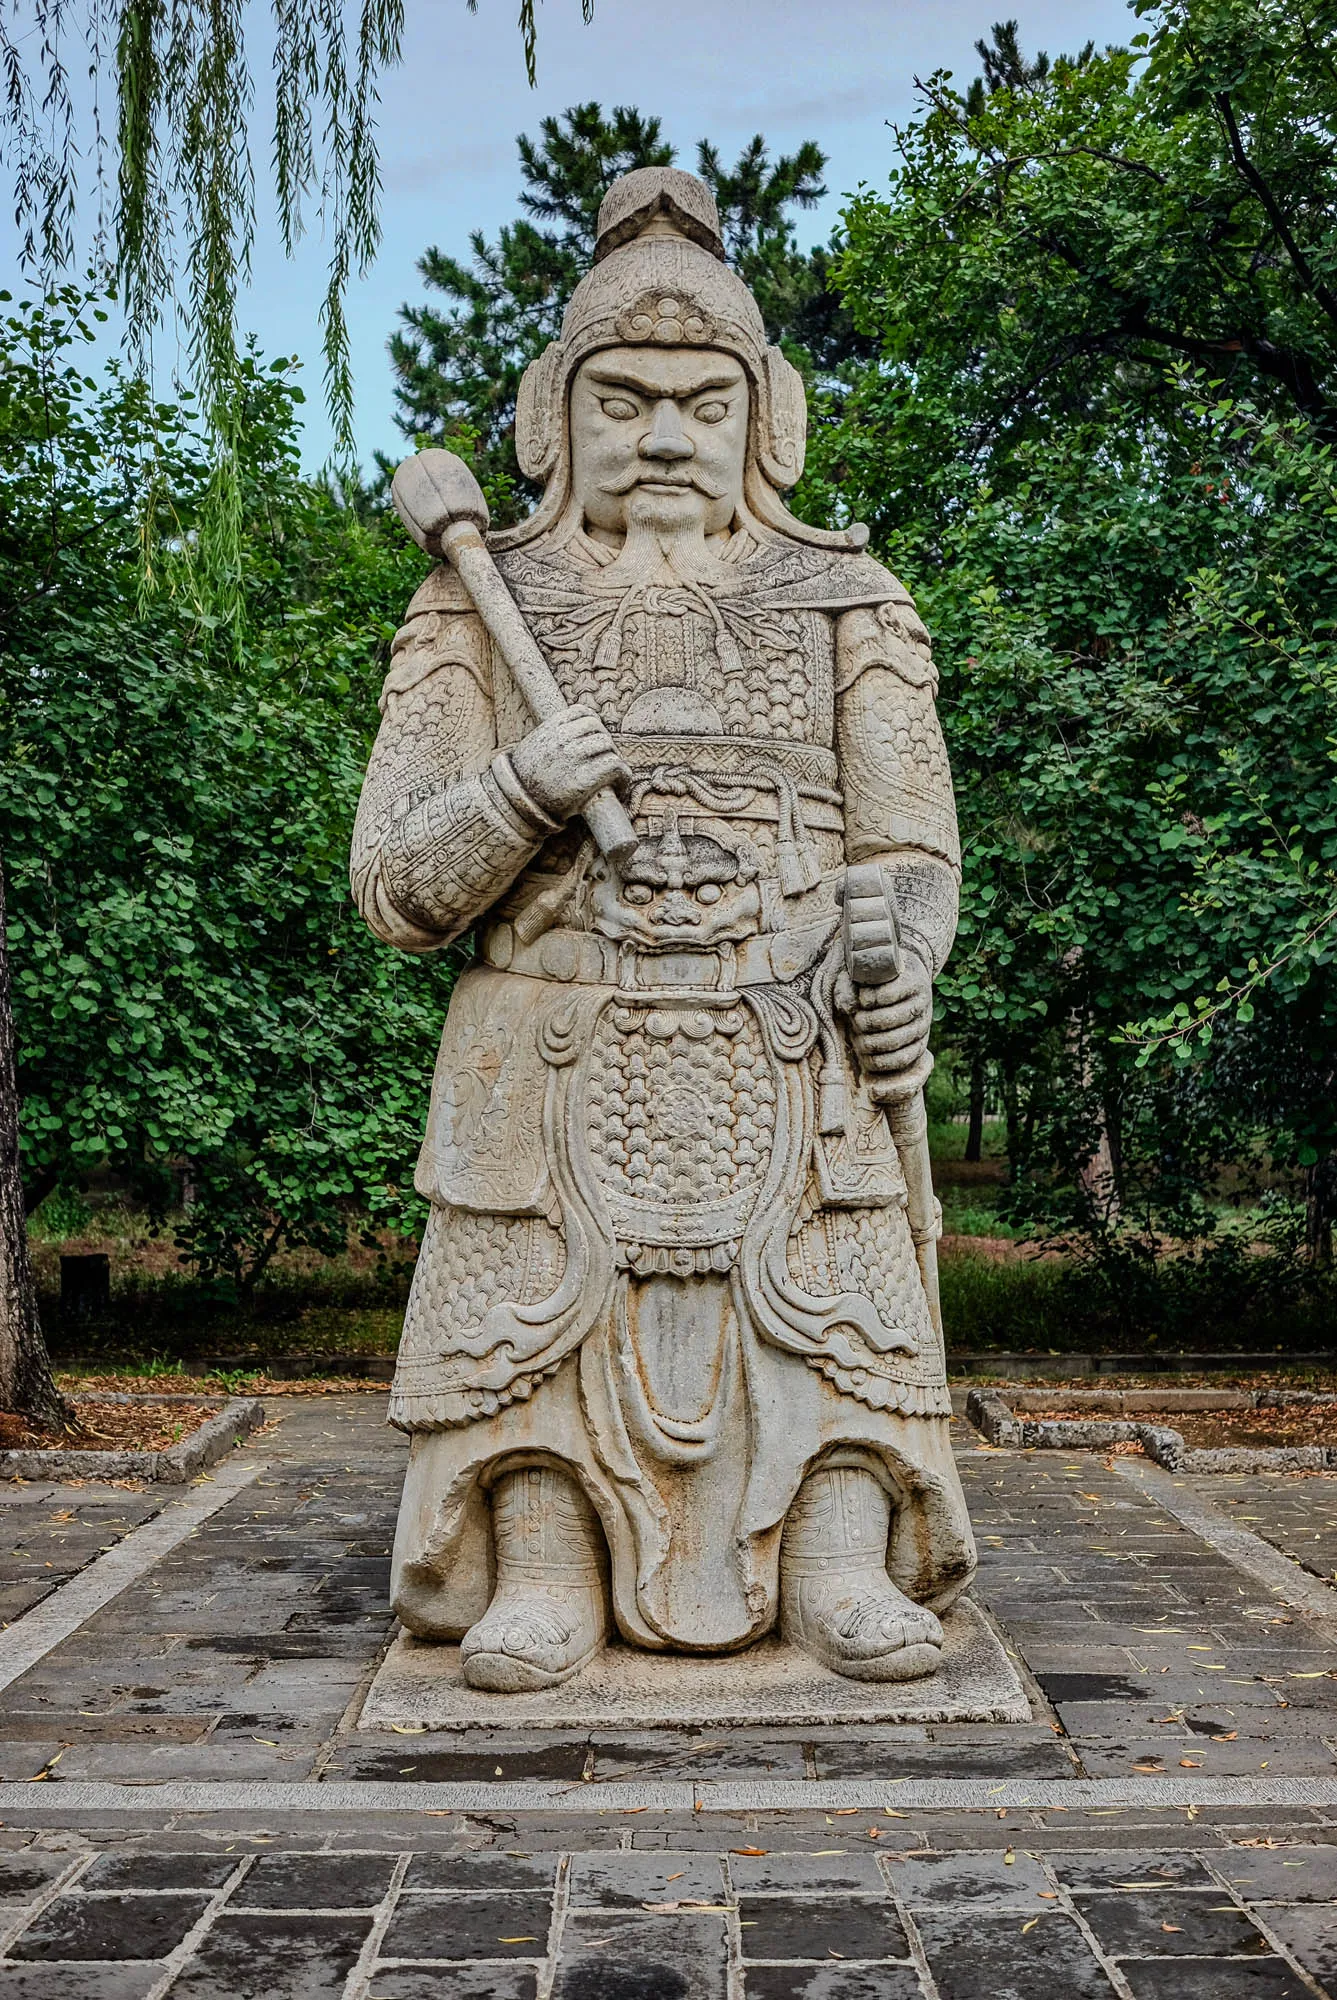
357,1598,1030,1731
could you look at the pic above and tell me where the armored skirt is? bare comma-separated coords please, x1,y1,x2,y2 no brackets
387,962,976,1653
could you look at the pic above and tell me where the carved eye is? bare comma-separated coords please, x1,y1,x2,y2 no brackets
599,397,639,421
696,883,723,905
623,883,653,905
694,400,728,425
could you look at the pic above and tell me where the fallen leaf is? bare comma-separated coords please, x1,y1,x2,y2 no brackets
1179,1760,1203,1769
1161,1923,1183,1934
498,1937,538,1944
833,1808,860,1816
252,1738,279,1747
1211,1732,1238,1742
389,1724,426,1735
1004,1850,1016,1865
828,1950,846,1960
665,1873,686,1882
1037,1892,1058,1900
1021,1918,1039,1933
731,1849,767,1857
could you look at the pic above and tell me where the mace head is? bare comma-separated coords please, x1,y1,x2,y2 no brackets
391,450,490,556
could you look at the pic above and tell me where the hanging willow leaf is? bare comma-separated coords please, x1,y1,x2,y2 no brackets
1,0,591,624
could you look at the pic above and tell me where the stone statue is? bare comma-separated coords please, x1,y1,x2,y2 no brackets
351,166,976,1694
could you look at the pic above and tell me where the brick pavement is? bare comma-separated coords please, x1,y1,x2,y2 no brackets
0,1399,1336,1994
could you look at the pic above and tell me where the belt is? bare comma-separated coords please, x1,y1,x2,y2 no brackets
481,915,839,993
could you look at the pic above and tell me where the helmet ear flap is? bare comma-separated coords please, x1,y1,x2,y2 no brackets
515,341,567,481
755,346,807,489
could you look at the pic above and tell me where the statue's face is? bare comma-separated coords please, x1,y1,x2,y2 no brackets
570,346,748,539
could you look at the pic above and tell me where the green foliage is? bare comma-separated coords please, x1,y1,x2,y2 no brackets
389,103,864,517
0,0,595,625
1,281,448,1302
939,1238,1337,1353
810,5,1337,1257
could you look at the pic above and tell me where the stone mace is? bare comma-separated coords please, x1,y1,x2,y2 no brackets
390,449,640,866
842,863,944,1338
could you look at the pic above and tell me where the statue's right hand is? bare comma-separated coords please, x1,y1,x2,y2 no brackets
509,706,632,823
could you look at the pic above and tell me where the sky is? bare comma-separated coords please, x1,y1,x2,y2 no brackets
6,0,1138,467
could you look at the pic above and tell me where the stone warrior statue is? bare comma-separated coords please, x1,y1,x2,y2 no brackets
352,167,976,1692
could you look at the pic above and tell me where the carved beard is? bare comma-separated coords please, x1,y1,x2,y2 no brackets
601,482,733,586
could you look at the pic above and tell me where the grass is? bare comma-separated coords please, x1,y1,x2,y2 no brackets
939,1242,1337,1355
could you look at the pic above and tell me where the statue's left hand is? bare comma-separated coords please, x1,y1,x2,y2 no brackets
837,950,934,1083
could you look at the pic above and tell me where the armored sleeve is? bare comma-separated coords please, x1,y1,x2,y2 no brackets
835,599,960,976
350,573,557,951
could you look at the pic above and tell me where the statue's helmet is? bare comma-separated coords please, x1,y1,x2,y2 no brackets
501,166,835,549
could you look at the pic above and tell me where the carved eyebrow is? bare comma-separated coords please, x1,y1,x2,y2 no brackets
586,364,743,399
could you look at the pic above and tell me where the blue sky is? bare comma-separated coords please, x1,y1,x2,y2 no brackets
5,0,1138,467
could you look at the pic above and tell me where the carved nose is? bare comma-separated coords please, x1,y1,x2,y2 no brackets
657,891,700,926
641,400,693,462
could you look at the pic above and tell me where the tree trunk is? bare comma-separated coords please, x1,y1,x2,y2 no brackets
0,857,68,1427
1001,1058,1022,1180
964,1057,986,1163
1306,1154,1336,1270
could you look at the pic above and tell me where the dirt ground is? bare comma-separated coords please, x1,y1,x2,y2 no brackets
0,1396,223,1453
1027,1402,1337,1449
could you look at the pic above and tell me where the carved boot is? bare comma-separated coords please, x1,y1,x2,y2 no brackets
781,1466,943,1682
461,1466,609,1693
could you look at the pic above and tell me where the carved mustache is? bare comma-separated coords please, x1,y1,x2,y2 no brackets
600,465,727,500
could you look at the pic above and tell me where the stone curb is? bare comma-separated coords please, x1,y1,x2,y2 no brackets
965,1385,1337,1472
0,1396,267,1483
4,1775,1337,1817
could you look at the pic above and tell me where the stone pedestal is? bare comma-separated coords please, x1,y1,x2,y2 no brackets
358,1599,1029,1732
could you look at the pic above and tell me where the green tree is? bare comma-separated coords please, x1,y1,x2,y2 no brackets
1,0,594,620
389,104,858,517
0,283,450,1328
806,7,1337,1262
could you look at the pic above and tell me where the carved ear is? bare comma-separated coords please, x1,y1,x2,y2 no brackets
515,341,567,481
756,346,807,489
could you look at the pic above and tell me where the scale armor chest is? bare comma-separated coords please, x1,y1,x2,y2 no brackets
493,549,837,752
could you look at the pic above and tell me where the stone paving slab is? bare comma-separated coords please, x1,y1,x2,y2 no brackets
0,1483,164,1628
360,1597,1029,1731
4,1402,1337,1991
0,1833,1333,1996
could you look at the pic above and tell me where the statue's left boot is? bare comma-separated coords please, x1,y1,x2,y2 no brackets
461,1465,608,1693
780,1465,944,1682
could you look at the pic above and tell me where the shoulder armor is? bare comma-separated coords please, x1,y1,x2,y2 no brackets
835,603,936,696
403,563,476,619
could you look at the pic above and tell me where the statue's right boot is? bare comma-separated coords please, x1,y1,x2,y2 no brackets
460,1465,609,1692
